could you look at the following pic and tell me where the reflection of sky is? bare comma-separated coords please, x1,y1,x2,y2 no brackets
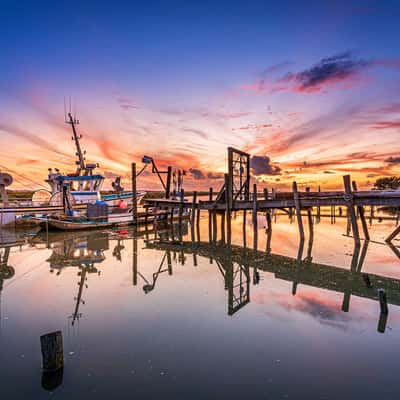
1,212,400,397
1,1,400,190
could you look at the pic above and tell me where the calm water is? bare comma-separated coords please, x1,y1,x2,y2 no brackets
1,210,400,399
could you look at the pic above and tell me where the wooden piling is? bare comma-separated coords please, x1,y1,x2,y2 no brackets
40,331,63,372
131,163,137,226
133,237,138,286
292,182,305,241
252,183,258,250
165,166,172,199
352,181,370,241
378,289,389,315
225,173,232,245
191,191,197,241
343,175,360,246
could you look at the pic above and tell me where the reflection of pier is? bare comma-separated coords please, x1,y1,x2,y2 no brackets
145,239,400,318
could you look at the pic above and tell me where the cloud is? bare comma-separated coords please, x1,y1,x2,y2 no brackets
116,96,138,111
241,52,400,95
368,121,400,130
279,51,370,93
250,156,281,175
385,156,400,164
189,168,206,180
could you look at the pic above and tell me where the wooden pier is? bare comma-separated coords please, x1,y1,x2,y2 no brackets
144,147,400,245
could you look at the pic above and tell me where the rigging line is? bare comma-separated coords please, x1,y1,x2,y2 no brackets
0,164,49,190
3,259,47,289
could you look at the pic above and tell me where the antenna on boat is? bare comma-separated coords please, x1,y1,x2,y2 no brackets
65,99,86,174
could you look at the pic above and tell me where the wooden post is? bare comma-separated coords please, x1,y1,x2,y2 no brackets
317,185,321,222
343,175,360,246
225,173,232,245
212,209,217,243
131,163,137,226
220,211,226,244
305,187,314,239
378,289,389,315
242,210,247,248
133,237,138,286
40,331,63,372
208,187,213,243
196,206,201,242
352,181,370,241
292,182,305,241
165,166,172,199
252,183,258,250
191,191,197,241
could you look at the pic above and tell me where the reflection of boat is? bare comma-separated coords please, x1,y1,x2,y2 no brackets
43,218,113,231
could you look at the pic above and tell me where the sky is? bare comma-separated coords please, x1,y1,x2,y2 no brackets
0,0,400,191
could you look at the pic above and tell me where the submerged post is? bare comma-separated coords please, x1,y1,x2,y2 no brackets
292,182,305,242
343,175,360,246
40,331,64,372
131,163,138,226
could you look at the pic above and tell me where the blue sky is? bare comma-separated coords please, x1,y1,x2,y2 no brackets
1,0,399,189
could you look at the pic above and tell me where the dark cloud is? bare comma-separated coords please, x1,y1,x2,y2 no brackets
250,156,281,176
189,168,206,180
281,51,370,92
385,156,400,164
207,172,224,180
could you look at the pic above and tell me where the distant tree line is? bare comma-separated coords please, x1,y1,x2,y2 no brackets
374,177,400,190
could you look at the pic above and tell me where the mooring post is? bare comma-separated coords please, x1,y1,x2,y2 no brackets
40,331,63,372
343,175,360,246
191,191,197,241
133,236,138,286
378,289,389,315
252,183,258,250
305,187,314,238
352,181,370,241
242,210,247,248
317,185,321,222
212,209,217,243
292,182,305,242
208,187,213,243
224,173,232,245
131,163,138,226
165,166,172,199
221,211,226,244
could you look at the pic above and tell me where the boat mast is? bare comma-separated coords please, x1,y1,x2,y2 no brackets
66,112,86,175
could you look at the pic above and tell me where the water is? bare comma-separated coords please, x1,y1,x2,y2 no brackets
0,211,400,399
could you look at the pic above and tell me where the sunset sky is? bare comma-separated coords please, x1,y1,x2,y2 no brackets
1,0,399,191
